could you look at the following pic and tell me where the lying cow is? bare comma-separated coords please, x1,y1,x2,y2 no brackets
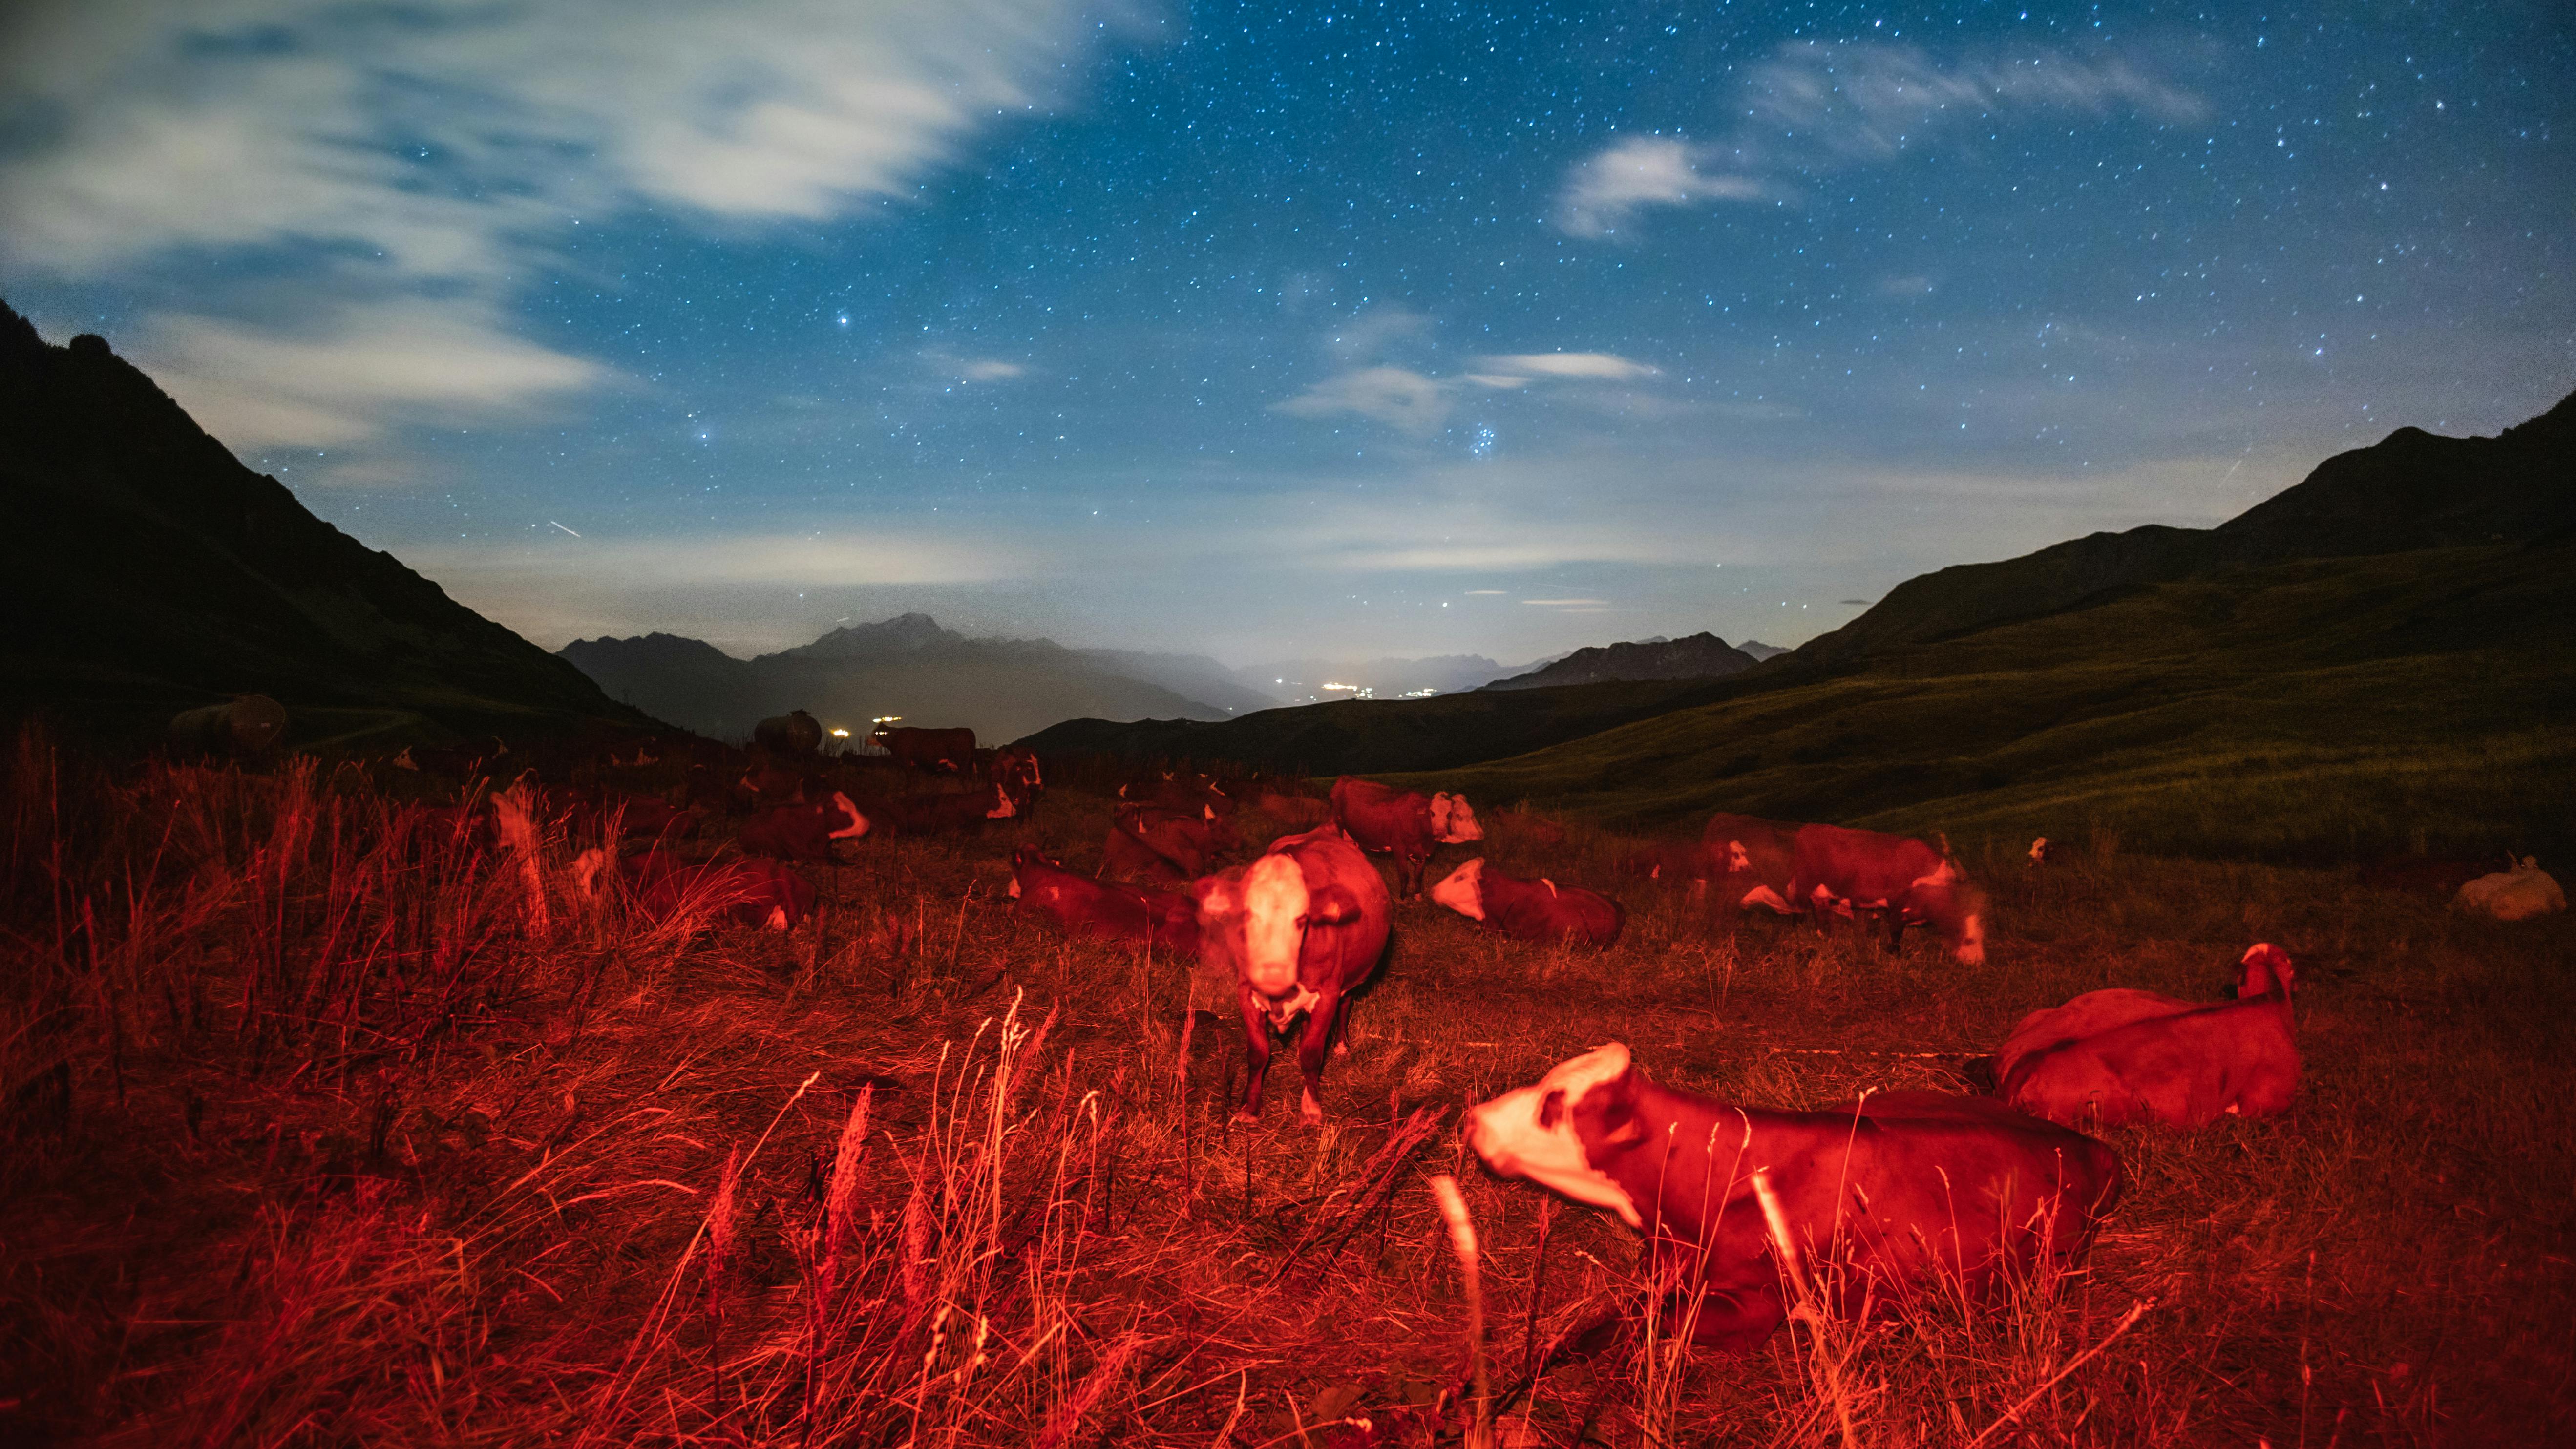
871,724,976,774
1103,802,1234,883
737,792,869,860
1703,812,1803,916
1431,859,1624,947
1999,944,2299,1129
1010,847,1199,953
1329,777,1482,895
1467,1044,2122,1351
575,848,816,931
2453,857,2567,922
1786,823,1986,965
868,779,1024,836
1192,823,1393,1125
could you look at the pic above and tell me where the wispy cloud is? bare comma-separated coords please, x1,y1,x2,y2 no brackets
1273,365,1455,436
1557,40,2208,237
0,0,1126,449
1477,352,1658,381
1521,598,1607,607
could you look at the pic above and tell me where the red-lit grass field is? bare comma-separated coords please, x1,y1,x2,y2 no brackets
4,732,2571,1446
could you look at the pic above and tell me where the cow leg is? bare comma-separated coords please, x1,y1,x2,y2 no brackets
1324,992,1355,1059
1883,907,1908,954
1404,849,1429,897
1233,989,1273,1125
1294,990,1341,1126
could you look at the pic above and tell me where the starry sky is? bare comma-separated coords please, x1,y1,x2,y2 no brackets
3,0,2570,664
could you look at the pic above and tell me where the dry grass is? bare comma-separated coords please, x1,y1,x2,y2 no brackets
3,726,2572,1446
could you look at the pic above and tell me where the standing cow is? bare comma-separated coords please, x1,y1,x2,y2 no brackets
1328,777,1483,896
1192,823,1393,1126
1786,823,1986,965
871,725,976,774
1999,944,2300,1128
1467,1044,2122,1351
1430,859,1625,947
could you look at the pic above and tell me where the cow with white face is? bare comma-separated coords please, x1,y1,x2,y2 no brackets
1467,1043,2123,1352
1192,823,1393,1126
1430,858,1625,947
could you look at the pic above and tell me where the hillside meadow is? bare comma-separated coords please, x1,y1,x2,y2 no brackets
4,731,2570,1446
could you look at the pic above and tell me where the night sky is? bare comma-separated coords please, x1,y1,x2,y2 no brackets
3,1,2569,663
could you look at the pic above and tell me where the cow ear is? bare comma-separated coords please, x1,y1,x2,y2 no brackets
1304,883,1363,925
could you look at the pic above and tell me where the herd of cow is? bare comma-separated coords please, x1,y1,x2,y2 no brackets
171,695,2564,1357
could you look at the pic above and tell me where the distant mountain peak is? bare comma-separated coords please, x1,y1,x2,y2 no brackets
1484,631,1757,691
770,612,964,661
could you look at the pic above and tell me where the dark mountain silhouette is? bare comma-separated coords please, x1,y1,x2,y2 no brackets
0,299,648,747
1736,640,1791,661
1483,631,1757,691
1783,389,2576,672
559,621,1236,744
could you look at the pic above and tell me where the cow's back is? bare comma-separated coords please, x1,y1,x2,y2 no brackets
1330,777,1429,852
1793,822,1944,899
1998,988,2200,1082
2006,997,2297,1127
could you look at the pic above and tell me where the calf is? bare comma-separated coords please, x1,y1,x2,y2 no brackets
1431,859,1624,947
2000,944,2299,1128
576,849,816,931
1787,823,1986,965
1009,847,1199,953
1702,812,1802,916
1328,777,1482,895
1192,824,1393,1125
1467,1044,2122,1352
1103,802,1234,882
870,725,976,774
737,792,869,860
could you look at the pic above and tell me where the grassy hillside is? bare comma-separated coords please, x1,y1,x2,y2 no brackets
1398,540,2576,861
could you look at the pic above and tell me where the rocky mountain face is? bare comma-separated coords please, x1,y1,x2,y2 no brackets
1483,631,1758,691
559,621,1241,745
0,298,645,745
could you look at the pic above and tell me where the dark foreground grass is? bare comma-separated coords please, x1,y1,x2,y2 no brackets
4,735,2572,1446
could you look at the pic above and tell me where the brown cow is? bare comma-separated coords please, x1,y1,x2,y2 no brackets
1999,944,2299,1129
989,745,1045,812
575,848,816,931
1328,777,1482,895
737,792,869,860
1786,823,1986,965
1102,802,1234,883
1467,1044,2123,1352
1009,847,1199,953
1702,812,1803,916
871,724,976,774
869,778,1024,836
1192,823,1393,1125
1430,858,1624,947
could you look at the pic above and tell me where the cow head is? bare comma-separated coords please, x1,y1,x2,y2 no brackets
2238,943,2296,998
828,792,870,840
1430,792,1484,845
1465,1044,1646,1228
1909,858,1987,965
1194,852,1362,1002
1430,858,1488,920
985,781,1020,819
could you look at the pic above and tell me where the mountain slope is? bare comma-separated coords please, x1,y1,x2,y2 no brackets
0,299,647,745
1484,631,1757,690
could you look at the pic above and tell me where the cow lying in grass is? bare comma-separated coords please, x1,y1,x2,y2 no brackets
1998,944,2299,1129
1430,859,1624,947
737,793,868,860
1103,803,1234,882
573,848,815,931
1192,823,1392,1126
1468,1044,2123,1352
1009,847,1199,953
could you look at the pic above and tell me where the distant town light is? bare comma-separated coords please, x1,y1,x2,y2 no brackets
829,728,850,738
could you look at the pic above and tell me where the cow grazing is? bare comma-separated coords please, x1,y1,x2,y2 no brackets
871,725,976,774
753,710,825,756
1328,777,1483,895
1103,802,1234,883
1702,812,1803,916
1787,823,1986,965
1466,1044,2122,1351
1192,824,1394,1125
575,849,816,931
869,779,1024,836
1999,944,2299,1129
2453,857,2567,921
1431,859,1625,947
168,694,288,757
1009,847,1199,953
737,792,869,860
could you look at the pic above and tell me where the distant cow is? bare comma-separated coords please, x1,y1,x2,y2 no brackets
1192,823,1394,1125
868,778,1024,836
168,695,288,757
2453,857,2567,922
1467,1044,2122,1352
988,746,1044,814
1431,859,1624,947
1702,812,1803,915
737,792,869,860
754,710,825,756
1010,847,1199,953
871,725,976,774
1787,823,1986,965
576,849,816,931
1103,802,1234,883
1329,777,1482,895
1999,944,2299,1129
